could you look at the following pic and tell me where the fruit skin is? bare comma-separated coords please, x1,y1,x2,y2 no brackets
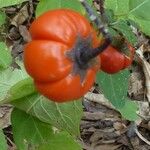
99,44,135,74
24,9,100,102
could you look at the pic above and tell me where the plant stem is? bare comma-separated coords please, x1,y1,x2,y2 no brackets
79,0,112,64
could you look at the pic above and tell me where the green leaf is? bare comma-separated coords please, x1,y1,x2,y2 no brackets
127,19,140,29
8,77,36,101
0,63,29,104
104,9,115,23
105,0,150,36
0,42,12,70
0,0,28,8
96,70,130,109
12,108,82,150
12,94,83,136
11,108,53,150
0,12,6,26
105,0,130,18
129,15,150,36
38,131,82,150
108,27,119,37
118,100,138,121
111,20,137,45
35,0,86,17
96,70,138,121
129,0,150,20
0,129,7,150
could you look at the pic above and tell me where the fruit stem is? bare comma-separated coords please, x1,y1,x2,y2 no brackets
79,37,111,65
